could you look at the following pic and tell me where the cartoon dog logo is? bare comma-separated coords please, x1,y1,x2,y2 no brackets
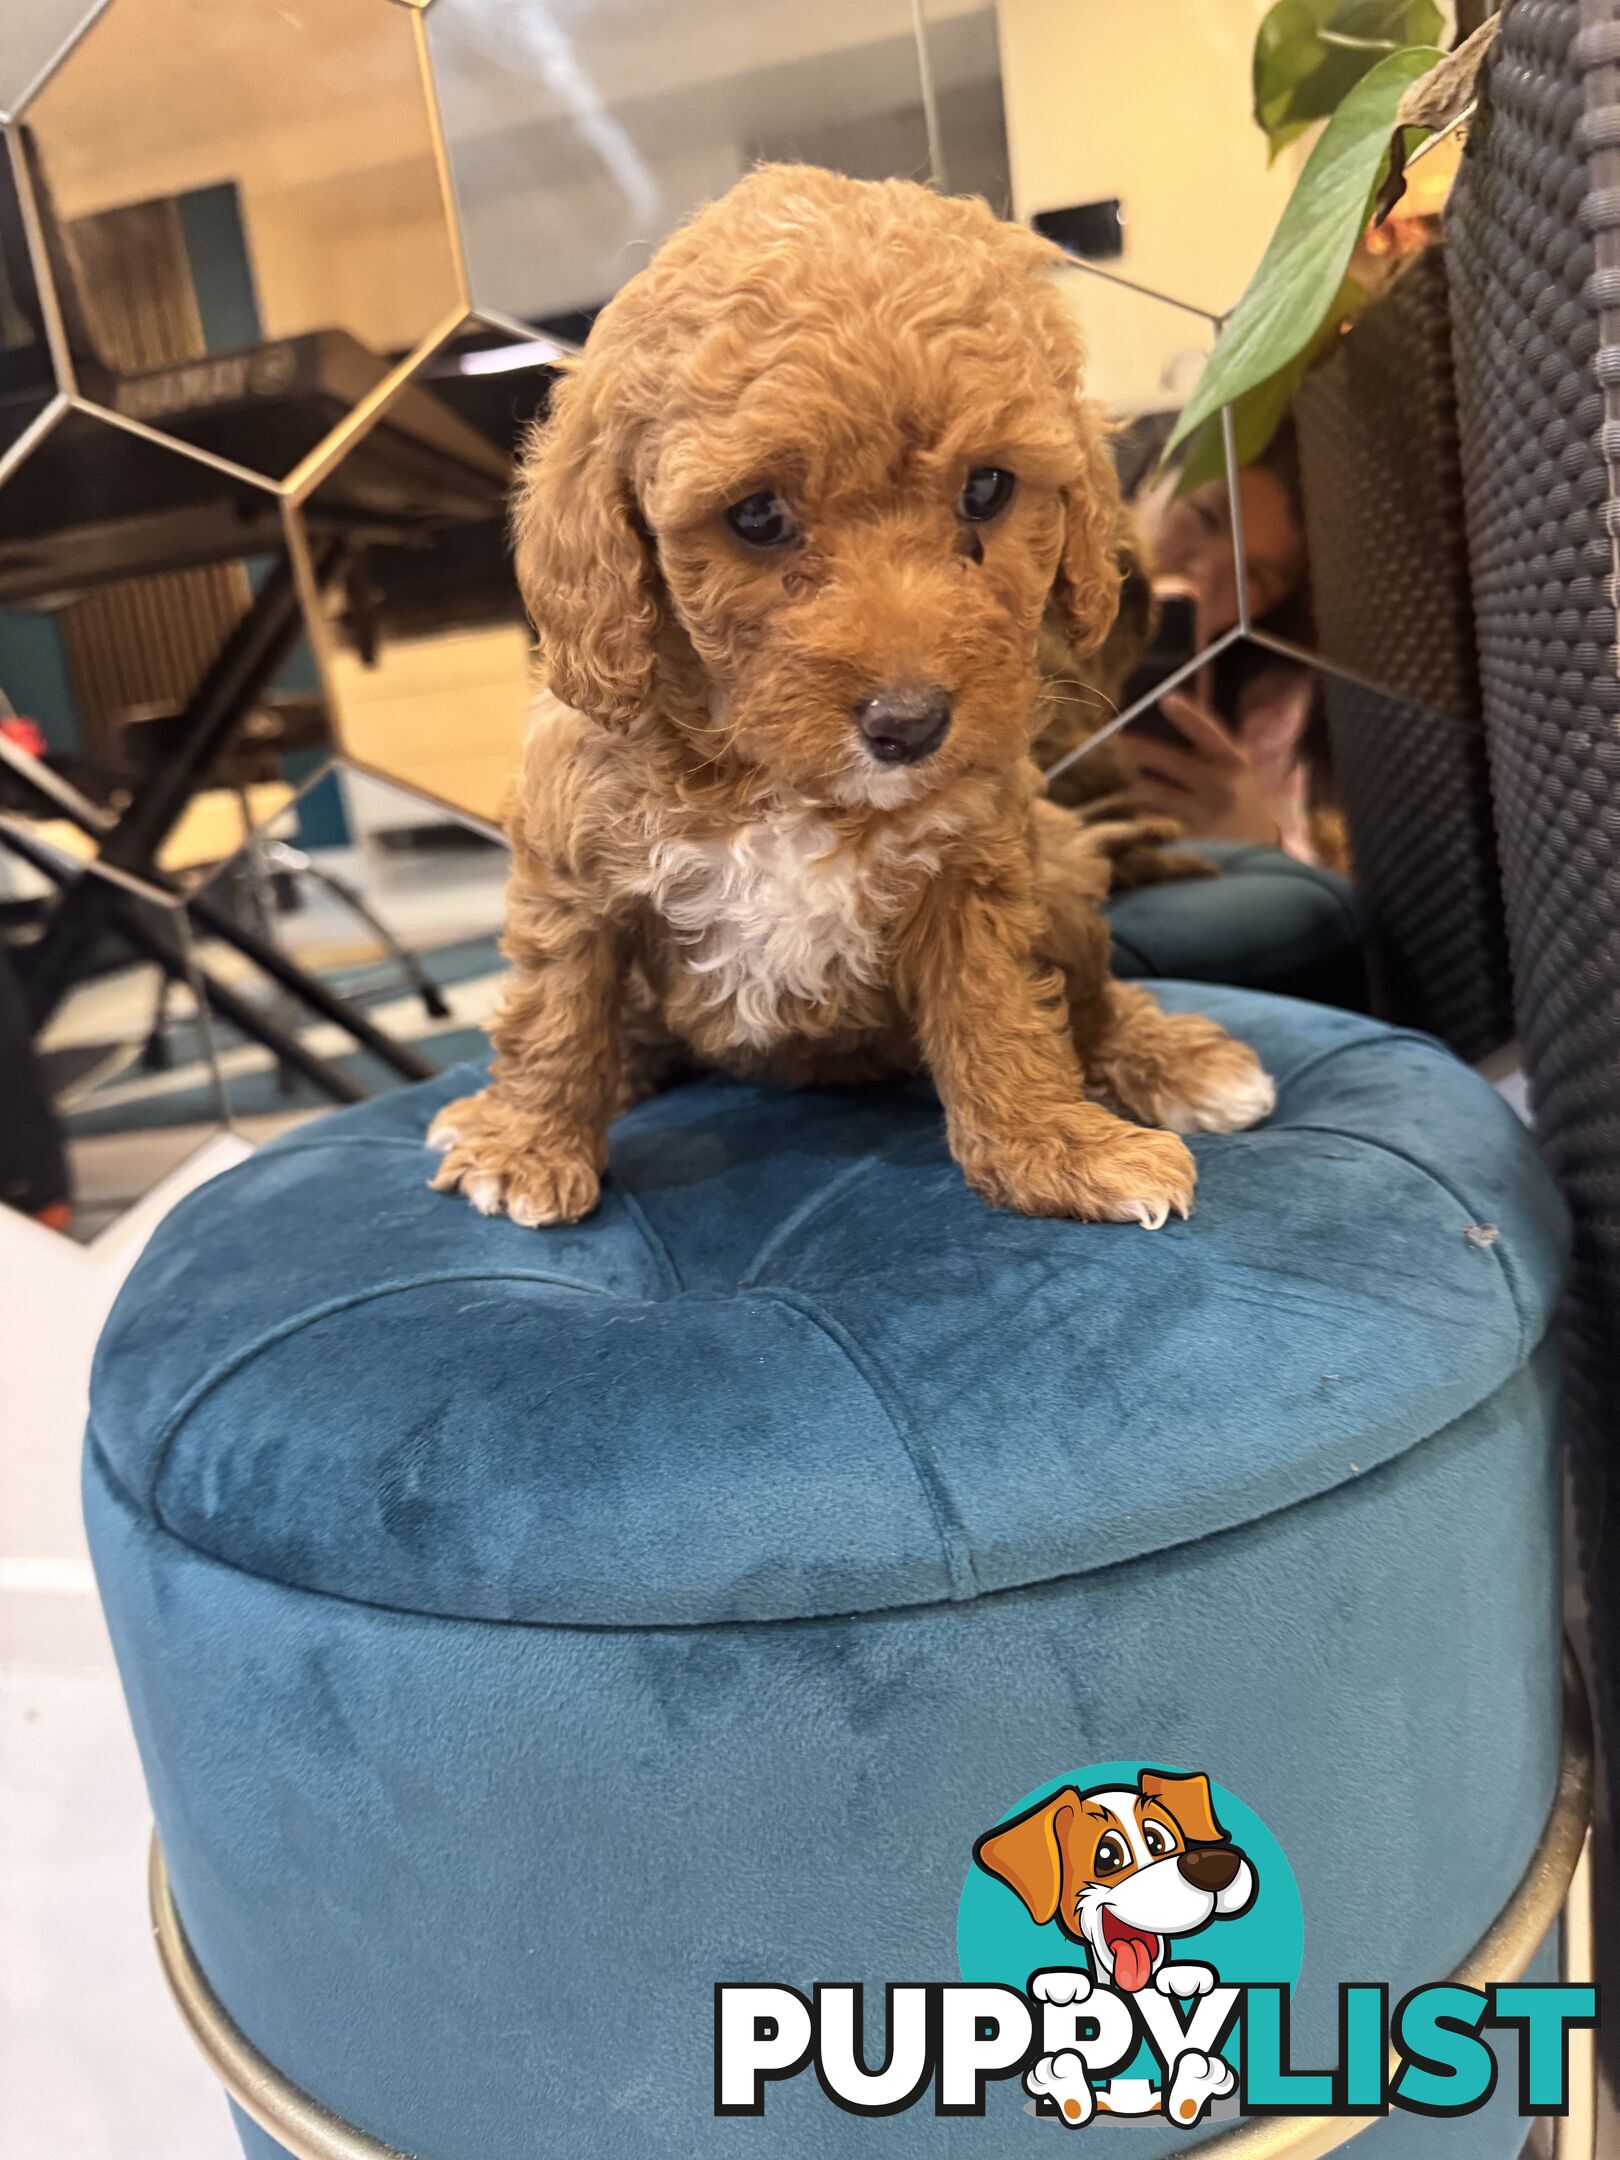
974,1769,1257,2125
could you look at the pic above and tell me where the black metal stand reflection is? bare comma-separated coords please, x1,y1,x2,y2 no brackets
0,332,519,1102
0,815,370,1106
1,542,435,1098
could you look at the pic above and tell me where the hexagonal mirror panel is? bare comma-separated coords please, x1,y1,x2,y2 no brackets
0,393,351,1227
427,0,948,328
181,762,508,1120
287,317,544,824
21,0,462,481
1028,105,1504,1065
0,403,339,868
889,2,1011,208
0,399,289,597
1089,103,1479,792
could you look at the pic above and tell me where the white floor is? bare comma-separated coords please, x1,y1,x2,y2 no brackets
2,1662,240,2160
1,1135,256,2159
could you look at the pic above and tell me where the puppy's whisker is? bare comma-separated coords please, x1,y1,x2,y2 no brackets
1042,678,1120,722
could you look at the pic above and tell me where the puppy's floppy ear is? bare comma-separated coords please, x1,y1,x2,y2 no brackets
973,1788,1080,1926
1052,410,1130,662
973,215,1127,659
1140,1769,1228,1847
512,363,661,728
1067,515,1154,692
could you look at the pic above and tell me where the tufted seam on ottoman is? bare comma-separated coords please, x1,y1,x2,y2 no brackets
1274,1125,1537,1364
139,1271,619,1527
1268,1026,1460,1100
240,1130,688,1295
604,1187,685,1294
747,1286,981,1601
738,1147,897,1283
85,1337,1553,1632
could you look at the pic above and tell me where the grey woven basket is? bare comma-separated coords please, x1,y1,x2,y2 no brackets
1445,0,1619,2050
1294,246,1515,1060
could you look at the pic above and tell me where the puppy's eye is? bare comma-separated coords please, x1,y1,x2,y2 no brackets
957,466,1016,523
1142,1822,1174,1857
1094,1834,1129,1875
725,491,801,549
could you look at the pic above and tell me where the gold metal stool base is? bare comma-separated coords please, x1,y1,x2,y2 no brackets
150,1654,1595,2160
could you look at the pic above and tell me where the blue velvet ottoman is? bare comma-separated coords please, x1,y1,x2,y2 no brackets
86,984,1570,2157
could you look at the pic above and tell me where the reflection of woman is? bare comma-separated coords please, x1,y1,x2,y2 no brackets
1124,426,1338,866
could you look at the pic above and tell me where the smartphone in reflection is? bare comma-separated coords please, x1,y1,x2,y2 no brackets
1121,590,1201,747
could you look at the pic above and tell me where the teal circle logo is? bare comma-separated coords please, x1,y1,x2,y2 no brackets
958,1761,1303,2119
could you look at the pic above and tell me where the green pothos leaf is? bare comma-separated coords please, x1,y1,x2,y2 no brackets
1172,274,1368,495
1167,44,1439,461
1253,0,1444,160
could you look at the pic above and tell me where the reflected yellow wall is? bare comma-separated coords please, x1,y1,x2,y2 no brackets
243,187,450,355
995,0,1307,410
330,626,533,828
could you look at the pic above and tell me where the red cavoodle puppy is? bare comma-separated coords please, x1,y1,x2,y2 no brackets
431,166,1273,1229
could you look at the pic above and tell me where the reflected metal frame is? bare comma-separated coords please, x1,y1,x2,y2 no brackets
1040,106,1482,784
6,0,472,502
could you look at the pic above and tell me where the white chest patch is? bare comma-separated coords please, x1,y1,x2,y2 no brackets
640,813,927,1047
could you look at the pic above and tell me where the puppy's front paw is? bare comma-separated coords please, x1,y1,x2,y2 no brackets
1032,1967,1093,2008
1107,1013,1275,1136
1164,2048,1235,2126
1155,1035,1275,1137
1026,2050,1095,2128
427,1090,602,1227
1155,1963,1217,2000
964,1107,1196,1228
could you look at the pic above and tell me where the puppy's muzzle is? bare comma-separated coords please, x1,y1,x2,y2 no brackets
854,685,952,765
1177,1846,1244,1893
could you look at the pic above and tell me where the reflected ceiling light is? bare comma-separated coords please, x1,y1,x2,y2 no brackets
457,336,570,375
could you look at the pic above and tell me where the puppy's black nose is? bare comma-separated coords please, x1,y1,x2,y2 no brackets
1177,1846,1242,1893
854,686,952,765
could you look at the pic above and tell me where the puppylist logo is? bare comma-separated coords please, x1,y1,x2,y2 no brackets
715,1759,1596,2131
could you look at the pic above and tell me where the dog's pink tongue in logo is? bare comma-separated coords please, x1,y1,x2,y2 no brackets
1102,1912,1158,1993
